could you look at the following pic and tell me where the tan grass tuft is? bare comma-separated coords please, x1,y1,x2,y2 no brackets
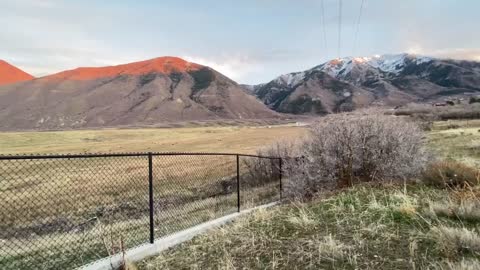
430,226,480,255
445,258,480,270
423,161,480,188
297,234,351,261
287,203,318,228
429,199,480,222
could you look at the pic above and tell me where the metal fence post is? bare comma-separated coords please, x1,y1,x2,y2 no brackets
236,155,240,212
148,152,154,244
279,158,283,199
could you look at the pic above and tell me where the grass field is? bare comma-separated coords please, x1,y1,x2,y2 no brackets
137,183,480,269
429,119,480,167
1,120,479,269
0,153,282,270
132,119,480,269
0,125,305,270
0,125,307,155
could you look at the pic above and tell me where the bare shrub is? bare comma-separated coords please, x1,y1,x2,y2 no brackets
244,140,319,199
242,140,303,189
251,111,435,199
422,161,480,188
303,113,429,188
254,113,430,199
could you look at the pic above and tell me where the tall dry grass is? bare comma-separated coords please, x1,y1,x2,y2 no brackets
422,161,480,188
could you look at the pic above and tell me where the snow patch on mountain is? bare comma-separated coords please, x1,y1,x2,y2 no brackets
316,57,357,77
274,72,305,87
368,54,433,74
317,54,434,77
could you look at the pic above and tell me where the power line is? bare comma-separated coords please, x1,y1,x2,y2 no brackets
352,0,365,56
320,0,328,55
337,0,343,58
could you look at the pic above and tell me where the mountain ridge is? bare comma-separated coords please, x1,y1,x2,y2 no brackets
248,53,480,114
0,57,279,131
44,56,203,81
0,60,35,86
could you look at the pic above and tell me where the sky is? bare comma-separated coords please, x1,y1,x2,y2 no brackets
1,0,480,84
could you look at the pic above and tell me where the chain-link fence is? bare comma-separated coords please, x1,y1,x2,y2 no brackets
0,153,282,270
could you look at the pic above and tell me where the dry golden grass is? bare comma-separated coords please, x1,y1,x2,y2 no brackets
426,187,480,223
137,184,480,270
445,258,480,270
422,161,480,188
430,226,480,257
428,121,480,167
0,125,307,155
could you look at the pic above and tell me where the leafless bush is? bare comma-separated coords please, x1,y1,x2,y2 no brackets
241,156,280,188
303,113,429,188
243,140,313,198
251,113,430,199
240,141,294,187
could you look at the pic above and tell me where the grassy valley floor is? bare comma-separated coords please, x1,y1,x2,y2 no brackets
0,125,307,155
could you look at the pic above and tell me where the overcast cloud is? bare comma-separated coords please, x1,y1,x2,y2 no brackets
1,0,479,84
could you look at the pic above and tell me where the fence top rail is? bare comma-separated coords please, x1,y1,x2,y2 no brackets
0,152,282,160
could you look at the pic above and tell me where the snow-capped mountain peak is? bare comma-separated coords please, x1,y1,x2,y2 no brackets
315,53,433,78
266,53,435,90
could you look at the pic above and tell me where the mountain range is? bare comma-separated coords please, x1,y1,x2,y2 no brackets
0,57,277,130
249,54,480,114
1,53,479,130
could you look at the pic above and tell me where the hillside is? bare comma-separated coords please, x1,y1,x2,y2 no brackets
0,60,34,86
251,54,480,114
136,183,480,269
0,57,278,131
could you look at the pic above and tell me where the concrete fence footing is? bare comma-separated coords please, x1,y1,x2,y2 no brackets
79,201,279,270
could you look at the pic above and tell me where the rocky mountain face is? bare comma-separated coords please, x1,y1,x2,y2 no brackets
0,60,34,86
0,57,278,131
250,54,480,114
